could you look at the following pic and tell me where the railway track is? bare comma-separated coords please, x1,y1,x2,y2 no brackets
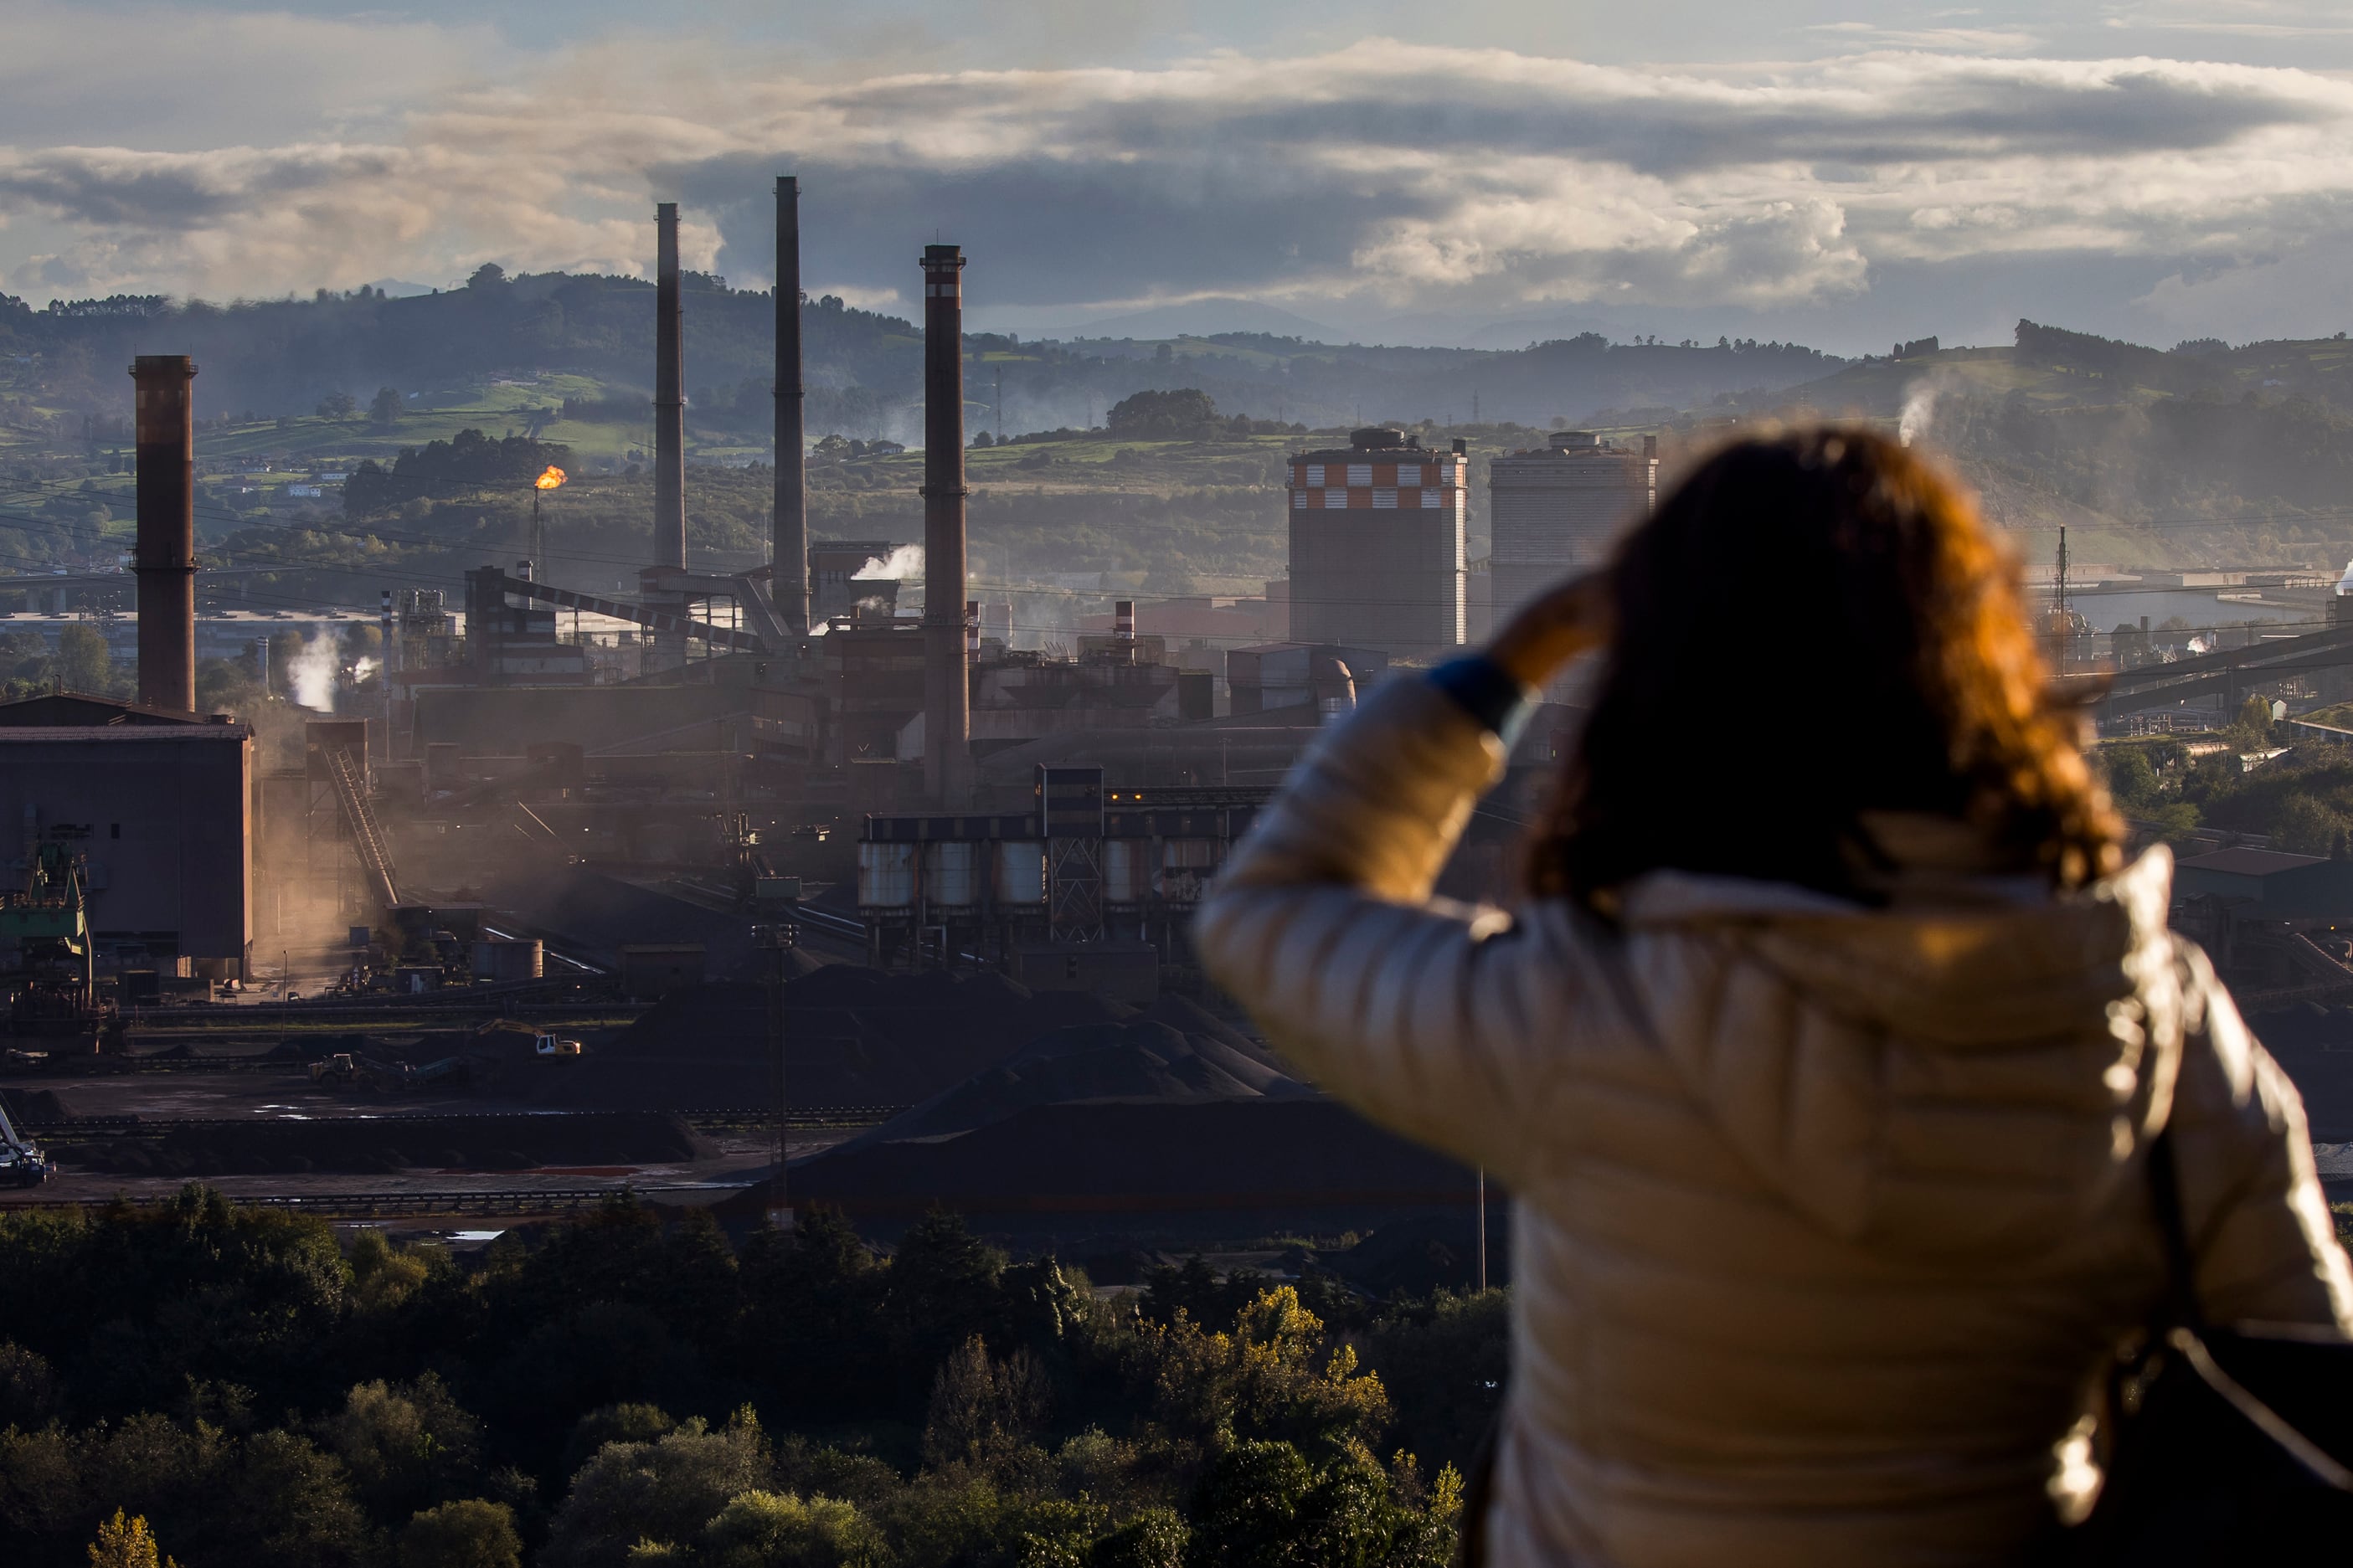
0,1185,755,1217
16,1106,907,1141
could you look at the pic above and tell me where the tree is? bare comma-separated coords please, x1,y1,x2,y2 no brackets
317,392,359,419
739,1209,882,1418
2226,694,2280,753
399,1500,522,1568
2098,747,2158,810
2272,794,2345,856
324,1374,483,1520
1148,1286,1391,1449
559,1404,677,1481
371,388,404,427
217,1427,373,1568
57,624,111,693
342,429,574,515
920,1336,1049,1472
467,264,508,293
0,1340,61,1430
885,1211,1007,1402
1187,1441,1313,1568
87,1509,178,1568
540,1414,772,1568
1092,1507,1186,1568
698,1490,888,1568
1106,388,1218,440
348,1226,437,1313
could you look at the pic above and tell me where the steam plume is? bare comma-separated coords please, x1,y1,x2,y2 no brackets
287,632,338,711
1898,383,1937,446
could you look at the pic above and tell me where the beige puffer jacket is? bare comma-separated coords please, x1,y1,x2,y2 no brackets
1194,675,2353,1567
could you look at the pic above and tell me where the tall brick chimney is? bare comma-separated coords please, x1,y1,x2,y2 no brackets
130,355,197,712
773,177,809,635
653,202,686,571
920,244,970,805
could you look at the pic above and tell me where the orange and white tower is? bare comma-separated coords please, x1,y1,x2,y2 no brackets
1285,427,1467,653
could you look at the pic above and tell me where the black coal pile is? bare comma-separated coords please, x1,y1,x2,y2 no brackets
793,1098,1472,1218
69,1111,700,1178
846,1016,1308,1145
492,866,764,978
528,967,1149,1110
0,1087,73,1123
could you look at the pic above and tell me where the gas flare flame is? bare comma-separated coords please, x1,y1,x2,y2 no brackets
534,465,567,491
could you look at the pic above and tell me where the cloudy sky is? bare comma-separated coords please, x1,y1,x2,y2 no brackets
4,1,2353,353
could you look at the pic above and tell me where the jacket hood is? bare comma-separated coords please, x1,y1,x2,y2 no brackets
1617,845,2186,1258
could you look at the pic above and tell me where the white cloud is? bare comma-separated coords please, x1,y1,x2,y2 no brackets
2,31,2351,345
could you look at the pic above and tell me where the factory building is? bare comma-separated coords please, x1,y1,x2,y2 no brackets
1228,642,1391,716
838,606,1190,771
857,767,1264,980
1488,431,1657,619
1285,428,1467,655
0,695,251,974
810,541,903,625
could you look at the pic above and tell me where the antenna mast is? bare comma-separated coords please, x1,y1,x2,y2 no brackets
2054,525,2069,676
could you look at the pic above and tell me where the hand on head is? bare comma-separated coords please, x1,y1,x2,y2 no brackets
1485,570,1613,689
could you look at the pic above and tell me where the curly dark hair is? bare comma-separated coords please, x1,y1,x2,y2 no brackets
1523,427,2122,913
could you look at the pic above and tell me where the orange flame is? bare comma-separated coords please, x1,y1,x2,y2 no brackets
534,465,567,491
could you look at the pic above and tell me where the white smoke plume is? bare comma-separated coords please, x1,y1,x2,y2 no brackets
1898,383,1938,446
853,544,924,581
287,631,339,711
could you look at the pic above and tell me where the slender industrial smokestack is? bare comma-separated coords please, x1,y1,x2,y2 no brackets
920,243,970,805
653,202,686,570
773,177,809,635
130,355,197,712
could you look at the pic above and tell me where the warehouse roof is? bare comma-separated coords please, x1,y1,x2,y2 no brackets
2175,847,2326,877
0,691,220,727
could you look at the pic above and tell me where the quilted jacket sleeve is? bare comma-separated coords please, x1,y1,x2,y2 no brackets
2167,946,2353,1330
1193,675,1604,1182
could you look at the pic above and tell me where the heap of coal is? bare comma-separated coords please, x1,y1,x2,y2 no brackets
67,1110,701,1177
0,1087,73,1123
791,1098,1471,1221
526,967,1251,1111
843,1014,1308,1146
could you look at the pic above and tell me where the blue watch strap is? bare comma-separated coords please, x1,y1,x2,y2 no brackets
1428,655,1538,748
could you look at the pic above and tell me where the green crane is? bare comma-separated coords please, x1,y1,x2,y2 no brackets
0,834,100,1036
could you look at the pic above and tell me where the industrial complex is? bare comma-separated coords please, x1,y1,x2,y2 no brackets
8,175,2353,1274
0,177,1532,1256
